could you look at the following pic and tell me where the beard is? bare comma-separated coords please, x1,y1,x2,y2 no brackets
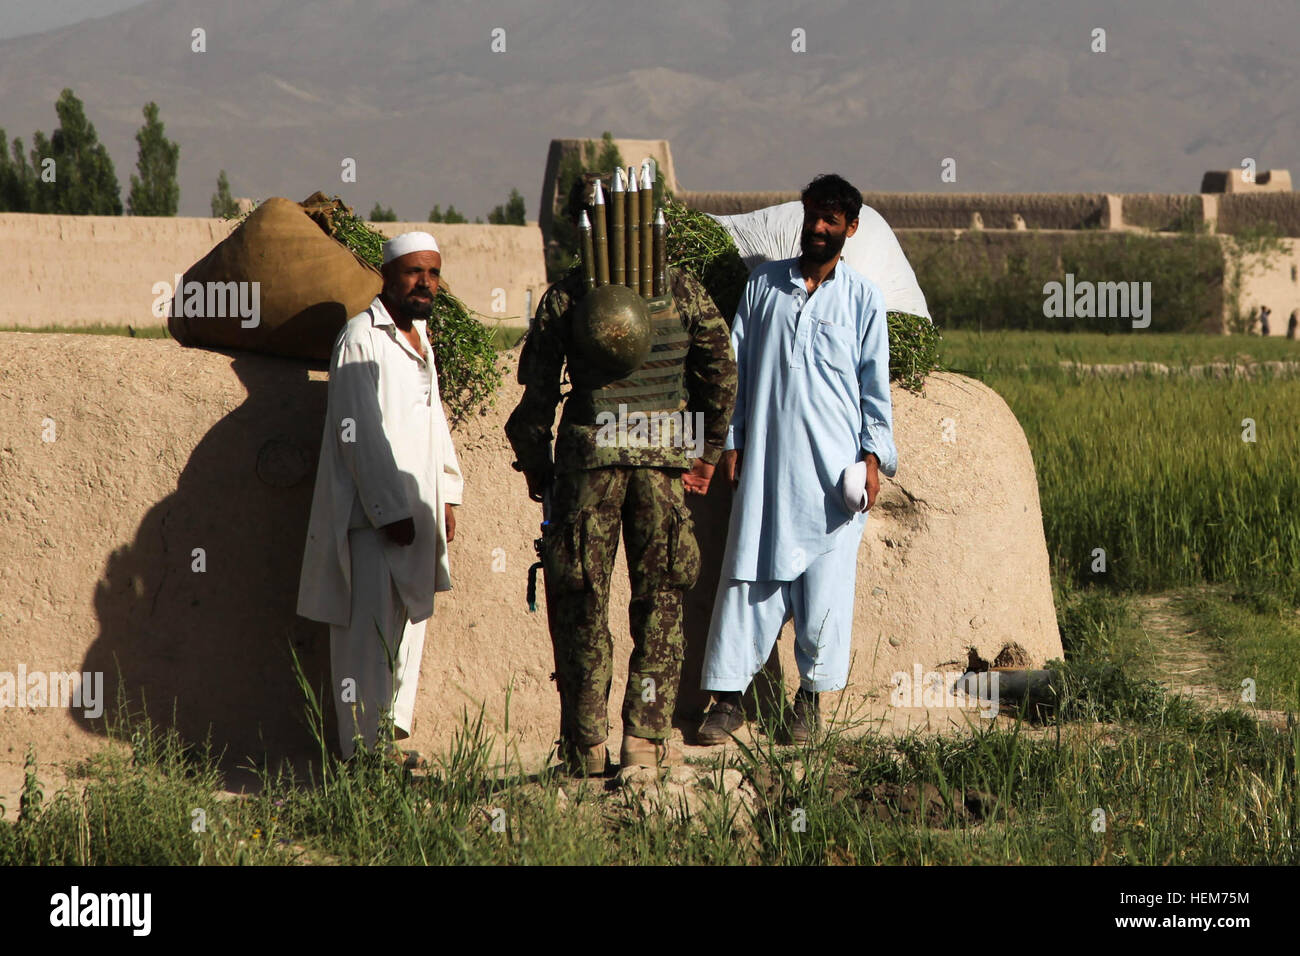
394,288,435,320
800,227,847,265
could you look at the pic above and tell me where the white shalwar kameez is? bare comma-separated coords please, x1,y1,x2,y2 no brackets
702,257,897,693
297,297,462,758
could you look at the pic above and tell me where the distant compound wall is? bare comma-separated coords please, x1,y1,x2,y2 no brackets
677,192,1300,334
681,190,1300,241
1116,194,1205,233
681,191,1112,230
1215,194,1300,238
676,191,800,216
0,213,547,329
897,229,1226,333
1229,239,1300,335
0,213,239,329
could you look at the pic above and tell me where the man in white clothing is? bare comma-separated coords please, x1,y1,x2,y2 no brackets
297,231,463,761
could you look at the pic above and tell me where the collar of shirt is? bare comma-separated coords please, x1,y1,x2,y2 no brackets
789,257,843,298
368,295,429,364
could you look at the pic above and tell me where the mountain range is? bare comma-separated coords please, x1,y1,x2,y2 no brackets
0,0,1296,218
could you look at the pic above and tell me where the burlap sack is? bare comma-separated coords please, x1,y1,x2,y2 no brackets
169,196,382,360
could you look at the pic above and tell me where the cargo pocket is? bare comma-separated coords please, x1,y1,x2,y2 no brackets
665,504,701,590
542,510,590,592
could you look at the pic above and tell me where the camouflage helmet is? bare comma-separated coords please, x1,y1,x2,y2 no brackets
572,284,652,379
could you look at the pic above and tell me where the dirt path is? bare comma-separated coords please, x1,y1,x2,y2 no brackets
1134,591,1291,727
1133,593,1237,708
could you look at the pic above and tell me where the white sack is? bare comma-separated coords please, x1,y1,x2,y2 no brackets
709,201,931,320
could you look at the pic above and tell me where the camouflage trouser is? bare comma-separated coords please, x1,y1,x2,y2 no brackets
541,466,701,745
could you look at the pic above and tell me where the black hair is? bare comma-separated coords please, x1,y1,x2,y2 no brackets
801,173,862,224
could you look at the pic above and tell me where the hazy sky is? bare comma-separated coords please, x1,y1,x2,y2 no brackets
2,0,1296,218
0,0,150,40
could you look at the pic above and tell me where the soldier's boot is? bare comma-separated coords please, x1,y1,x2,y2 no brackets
559,738,609,777
788,689,821,745
697,692,746,745
619,733,681,769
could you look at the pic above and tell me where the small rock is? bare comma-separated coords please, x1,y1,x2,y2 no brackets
617,766,659,791
668,764,696,786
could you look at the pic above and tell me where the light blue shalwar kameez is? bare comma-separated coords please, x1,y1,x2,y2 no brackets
702,257,897,693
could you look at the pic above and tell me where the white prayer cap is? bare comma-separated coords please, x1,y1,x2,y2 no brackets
382,231,440,264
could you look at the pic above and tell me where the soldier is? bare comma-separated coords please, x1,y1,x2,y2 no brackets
506,176,736,774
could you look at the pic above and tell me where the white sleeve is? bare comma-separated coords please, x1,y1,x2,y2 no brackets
331,334,412,527
436,399,464,506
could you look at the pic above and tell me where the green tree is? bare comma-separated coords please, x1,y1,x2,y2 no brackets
0,130,36,211
368,202,398,221
29,88,122,215
127,102,180,216
428,204,467,224
210,169,239,218
587,130,622,174
487,187,527,225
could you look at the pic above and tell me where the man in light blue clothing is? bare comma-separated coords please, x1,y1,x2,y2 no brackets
698,174,897,745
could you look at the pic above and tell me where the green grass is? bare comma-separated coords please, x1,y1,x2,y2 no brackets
941,333,1300,603
6,633,1296,865
0,323,170,338
1176,587,1300,713
491,325,527,350
941,329,1300,375
4,589,1297,866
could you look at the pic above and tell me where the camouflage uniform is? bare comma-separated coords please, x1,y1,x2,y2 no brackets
506,265,736,746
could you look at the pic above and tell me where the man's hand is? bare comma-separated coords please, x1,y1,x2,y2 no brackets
381,516,415,546
864,453,880,512
682,459,715,496
445,503,456,542
524,466,553,503
721,449,743,489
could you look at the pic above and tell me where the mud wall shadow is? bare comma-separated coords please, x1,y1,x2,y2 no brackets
76,354,334,778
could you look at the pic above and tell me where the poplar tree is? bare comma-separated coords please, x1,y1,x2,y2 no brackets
211,170,239,218
488,188,527,225
0,130,36,211
30,88,123,215
127,102,180,216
